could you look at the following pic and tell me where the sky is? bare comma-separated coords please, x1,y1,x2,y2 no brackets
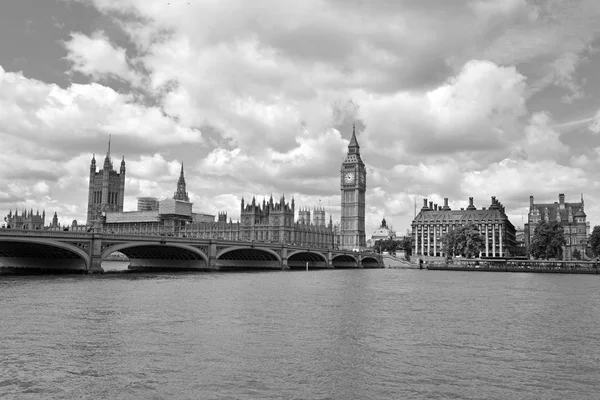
2,0,600,236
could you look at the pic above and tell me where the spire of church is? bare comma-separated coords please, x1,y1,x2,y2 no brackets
173,162,190,202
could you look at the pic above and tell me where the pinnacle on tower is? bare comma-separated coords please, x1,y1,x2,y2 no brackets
173,162,189,202
349,122,359,149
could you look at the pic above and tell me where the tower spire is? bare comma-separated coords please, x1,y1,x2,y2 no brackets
173,162,189,202
107,134,111,158
347,122,360,156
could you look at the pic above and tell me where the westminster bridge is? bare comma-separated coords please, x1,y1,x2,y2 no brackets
0,229,383,274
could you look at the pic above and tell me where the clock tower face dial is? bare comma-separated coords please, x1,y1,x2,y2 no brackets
344,172,355,184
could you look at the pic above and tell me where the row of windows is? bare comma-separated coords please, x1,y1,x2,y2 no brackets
92,191,120,205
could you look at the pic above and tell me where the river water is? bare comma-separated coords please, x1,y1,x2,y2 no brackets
1,266,600,399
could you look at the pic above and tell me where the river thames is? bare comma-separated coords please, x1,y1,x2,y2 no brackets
1,267,600,399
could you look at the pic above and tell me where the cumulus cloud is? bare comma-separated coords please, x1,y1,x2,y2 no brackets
64,30,140,84
3,0,600,234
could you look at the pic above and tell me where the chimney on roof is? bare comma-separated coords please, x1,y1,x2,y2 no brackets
434,204,438,211
421,198,429,211
429,201,433,210
559,193,565,209
467,197,476,210
530,195,534,211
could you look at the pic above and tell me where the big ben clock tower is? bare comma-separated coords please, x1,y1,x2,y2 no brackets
340,123,366,250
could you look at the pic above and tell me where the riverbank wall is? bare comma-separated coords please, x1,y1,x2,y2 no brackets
427,260,600,274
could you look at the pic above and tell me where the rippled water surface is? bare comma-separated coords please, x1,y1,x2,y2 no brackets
2,268,600,399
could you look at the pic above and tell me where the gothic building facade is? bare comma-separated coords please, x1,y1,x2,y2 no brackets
524,193,589,260
412,196,516,258
98,160,336,248
178,196,335,248
340,124,366,250
3,209,46,229
86,139,125,225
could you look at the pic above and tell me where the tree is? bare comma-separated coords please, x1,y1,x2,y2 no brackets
374,238,400,255
589,226,600,257
399,236,413,256
529,221,566,260
572,248,581,260
442,223,485,259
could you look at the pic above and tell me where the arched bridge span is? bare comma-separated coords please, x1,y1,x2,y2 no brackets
331,254,359,269
361,255,381,268
0,237,89,273
287,250,329,269
101,242,209,271
217,247,282,270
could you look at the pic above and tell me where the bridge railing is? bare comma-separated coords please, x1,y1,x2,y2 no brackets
0,229,94,238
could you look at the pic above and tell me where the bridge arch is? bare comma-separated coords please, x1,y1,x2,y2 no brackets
100,241,208,269
217,246,282,262
287,250,328,269
331,254,359,269
287,250,328,262
0,237,90,270
361,255,381,268
216,246,283,269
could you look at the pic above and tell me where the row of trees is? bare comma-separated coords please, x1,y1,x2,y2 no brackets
434,221,572,260
373,237,413,256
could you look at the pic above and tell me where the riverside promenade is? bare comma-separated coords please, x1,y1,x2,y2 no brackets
426,259,600,274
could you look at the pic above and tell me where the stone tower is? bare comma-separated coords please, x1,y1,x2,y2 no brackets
313,206,326,227
340,123,366,250
173,163,190,202
86,136,126,225
298,207,311,224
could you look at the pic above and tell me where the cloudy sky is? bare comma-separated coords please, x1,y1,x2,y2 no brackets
2,0,600,235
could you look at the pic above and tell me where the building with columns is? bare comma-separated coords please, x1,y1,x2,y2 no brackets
524,193,589,260
86,138,125,225
411,196,516,258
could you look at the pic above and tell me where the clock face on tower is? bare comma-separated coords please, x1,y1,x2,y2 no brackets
344,172,355,184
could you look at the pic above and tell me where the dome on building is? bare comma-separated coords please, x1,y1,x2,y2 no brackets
369,217,396,245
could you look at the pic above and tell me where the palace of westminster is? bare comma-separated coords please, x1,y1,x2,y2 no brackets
2,126,592,259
